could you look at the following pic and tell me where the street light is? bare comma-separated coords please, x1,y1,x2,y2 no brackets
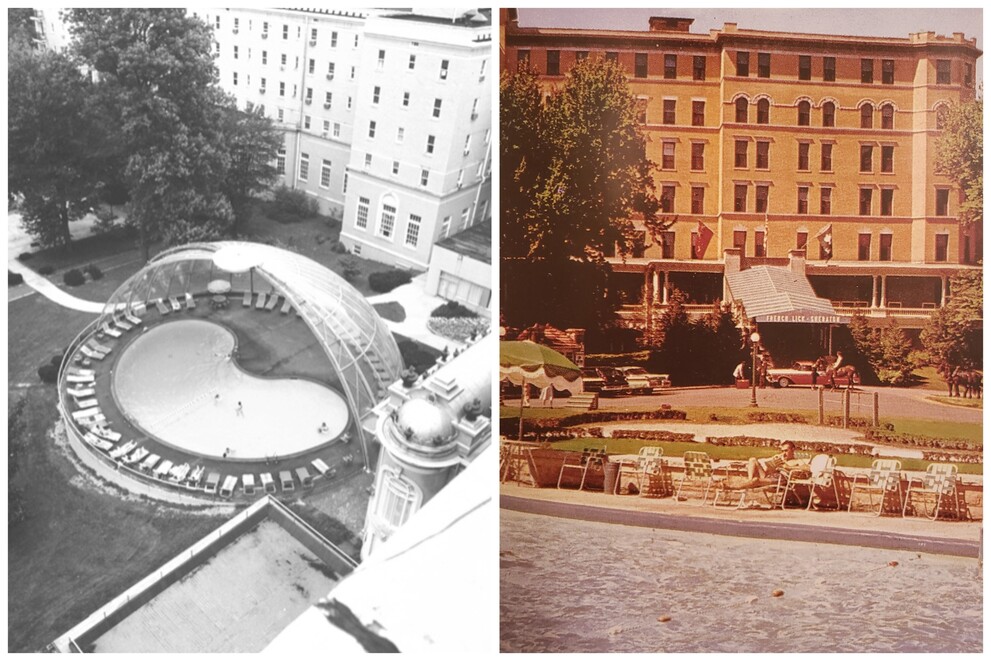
749,331,761,408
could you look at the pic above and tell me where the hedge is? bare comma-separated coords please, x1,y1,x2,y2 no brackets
368,269,413,293
63,269,85,286
9,271,24,286
37,265,55,276
431,301,479,318
37,363,58,384
84,264,103,280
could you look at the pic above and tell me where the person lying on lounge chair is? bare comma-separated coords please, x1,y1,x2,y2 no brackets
741,441,808,488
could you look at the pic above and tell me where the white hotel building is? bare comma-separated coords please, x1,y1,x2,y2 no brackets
206,8,493,274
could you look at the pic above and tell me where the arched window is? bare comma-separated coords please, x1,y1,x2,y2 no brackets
881,104,894,130
797,100,810,126
821,101,835,128
377,193,398,239
756,98,770,124
860,103,874,129
735,97,749,123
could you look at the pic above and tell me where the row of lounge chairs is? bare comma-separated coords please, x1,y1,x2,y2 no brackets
154,293,196,316
208,461,336,498
242,290,295,316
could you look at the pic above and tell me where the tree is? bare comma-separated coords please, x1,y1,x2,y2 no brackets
934,98,982,226
848,312,914,385
920,268,983,374
218,106,283,236
8,44,103,249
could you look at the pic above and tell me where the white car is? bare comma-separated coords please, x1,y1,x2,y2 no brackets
617,366,671,395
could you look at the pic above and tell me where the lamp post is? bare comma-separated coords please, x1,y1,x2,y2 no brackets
749,331,761,408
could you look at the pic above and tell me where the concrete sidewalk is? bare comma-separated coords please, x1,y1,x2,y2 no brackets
367,272,479,352
500,482,982,557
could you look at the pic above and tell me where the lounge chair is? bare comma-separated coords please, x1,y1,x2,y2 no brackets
110,440,138,460
124,447,148,465
131,301,147,316
80,414,107,428
124,309,143,326
260,472,276,493
265,293,280,311
92,427,122,442
79,346,106,361
74,397,99,409
557,447,606,491
155,298,171,315
674,451,727,504
295,466,313,488
279,470,295,492
219,475,238,498
204,471,221,494
311,458,333,478
66,374,94,386
185,466,205,489
168,296,182,311
113,316,133,331
256,292,268,309
185,292,196,310
242,474,256,496
154,460,174,479
68,367,95,377
66,386,96,398
169,463,191,483
242,291,252,307
100,322,122,338
848,459,904,516
71,406,102,421
281,298,292,314
778,454,840,510
89,340,113,354
83,433,114,452
139,453,161,472
902,463,964,520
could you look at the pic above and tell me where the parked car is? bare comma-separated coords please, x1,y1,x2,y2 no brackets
767,360,856,388
616,366,671,395
582,367,629,397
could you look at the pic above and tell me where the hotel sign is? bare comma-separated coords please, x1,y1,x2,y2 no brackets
756,312,849,324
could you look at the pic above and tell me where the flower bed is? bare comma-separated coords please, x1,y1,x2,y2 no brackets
427,317,488,342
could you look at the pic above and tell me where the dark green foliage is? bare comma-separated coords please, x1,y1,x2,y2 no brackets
272,185,319,219
17,252,33,260
63,269,85,287
934,99,982,226
849,313,915,385
37,265,55,276
9,271,24,286
49,354,64,368
397,339,439,374
37,363,58,384
431,301,479,319
920,269,983,375
331,240,348,254
83,264,103,280
501,257,617,330
8,396,28,525
341,256,362,283
368,269,413,293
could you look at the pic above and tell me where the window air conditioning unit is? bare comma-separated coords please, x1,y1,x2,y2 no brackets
259,88,266,94
323,103,331,109
305,99,312,105
309,40,316,46
262,33,268,39
232,29,239,34
326,74,334,80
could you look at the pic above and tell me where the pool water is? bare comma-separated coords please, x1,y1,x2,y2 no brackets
113,319,348,459
500,510,982,653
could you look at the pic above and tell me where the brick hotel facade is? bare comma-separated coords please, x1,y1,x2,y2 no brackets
501,9,981,355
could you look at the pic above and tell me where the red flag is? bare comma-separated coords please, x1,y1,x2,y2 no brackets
694,221,714,258
816,224,833,258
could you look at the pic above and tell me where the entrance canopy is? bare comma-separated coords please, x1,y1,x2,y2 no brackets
726,266,849,324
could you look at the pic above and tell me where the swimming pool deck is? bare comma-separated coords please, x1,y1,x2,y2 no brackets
500,483,982,558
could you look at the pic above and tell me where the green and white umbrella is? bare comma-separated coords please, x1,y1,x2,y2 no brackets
500,340,583,441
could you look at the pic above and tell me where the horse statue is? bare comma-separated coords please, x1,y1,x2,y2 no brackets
949,366,983,399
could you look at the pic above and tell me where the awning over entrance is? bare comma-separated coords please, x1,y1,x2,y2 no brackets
725,266,849,324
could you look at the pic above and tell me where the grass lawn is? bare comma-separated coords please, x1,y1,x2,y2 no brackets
925,395,982,410
7,294,98,386
8,389,229,652
882,418,983,444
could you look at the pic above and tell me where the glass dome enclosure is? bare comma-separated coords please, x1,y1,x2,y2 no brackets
101,241,404,445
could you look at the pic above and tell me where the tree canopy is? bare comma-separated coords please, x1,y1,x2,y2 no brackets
920,268,983,374
934,98,982,226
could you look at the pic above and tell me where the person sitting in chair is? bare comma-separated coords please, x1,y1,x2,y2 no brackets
742,441,807,487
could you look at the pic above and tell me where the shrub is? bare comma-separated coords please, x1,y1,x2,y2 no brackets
427,317,489,342
50,353,64,367
368,269,413,293
37,363,58,384
9,271,24,286
84,264,103,280
331,240,348,254
63,269,85,286
37,265,55,276
17,252,33,261
431,301,479,318
341,256,362,282
272,185,319,218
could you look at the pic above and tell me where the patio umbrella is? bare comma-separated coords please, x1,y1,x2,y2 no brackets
207,279,232,294
212,244,263,294
500,340,583,441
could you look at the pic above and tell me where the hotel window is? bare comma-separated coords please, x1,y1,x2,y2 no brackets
821,143,833,171
663,99,676,124
934,234,949,262
755,185,769,213
364,153,372,168
755,230,766,257
797,186,809,214
660,185,675,213
409,53,418,70
756,141,770,169
756,98,769,124
691,142,705,170
936,60,951,84
880,188,893,216
460,208,471,230
405,214,421,248
691,186,704,214
320,159,331,188
379,204,396,239
736,51,749,76
420,169,429,186
276,147,285,175
377,49,385,69
372,86,380,104
433,98,442,118
797,101,810,126
342,172,347,193
964,63,973,87
758,52,771,78
860,103,873,129
277,108,283,122
882,59,894,84
547,50,560,76
797,231,808,250
282,24,288,40
298,153,309,181
233,72,238,86
861,58,873,83
262,51,268,65
234,45,239,60
426,135,435,154
311,28,317,42
439,59,449,80
693,55,706,81
308,58,315,74
879,233,892,261
305,87,313,102
664,54,677,79
303,115,311,130
860,145,873,172
858,233,871,261
279,81,285,97
440,215,451,238
692,101,705,126
576,51,588,62
881,146,894,173
734,140,748,168
798,142,810,171
662,141,675,169
330,31,337,47
935,188,949,216
798,55,811,81
881,104,894,129
327,62,334,78
605,52,618,62
735,97,748,123
322,119,330,133
734,184,748,212
368,120,376,139
733,230,747,252
820,187,832,215
823,56,836,82
333,122,341,138
324,91,333,107
635,53,648,78
392,161,399,175
859,188,873,215
822,101,835,127
660,231,675,259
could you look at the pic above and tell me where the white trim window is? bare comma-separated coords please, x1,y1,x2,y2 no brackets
276,147,286,175
298,153,309,181
355,196,370,229
405,214,421,248
379,202,397,239
320,159,332,188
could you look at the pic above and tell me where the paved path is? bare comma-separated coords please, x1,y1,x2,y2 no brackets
367,272,469,352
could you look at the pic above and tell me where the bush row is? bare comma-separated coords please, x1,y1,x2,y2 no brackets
920,450,983,464
431,301,479,318
427,317,489,342
863,427,978,451
608,429,696,443
745,411,810,424
9,271,24,286
368,269,413,292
